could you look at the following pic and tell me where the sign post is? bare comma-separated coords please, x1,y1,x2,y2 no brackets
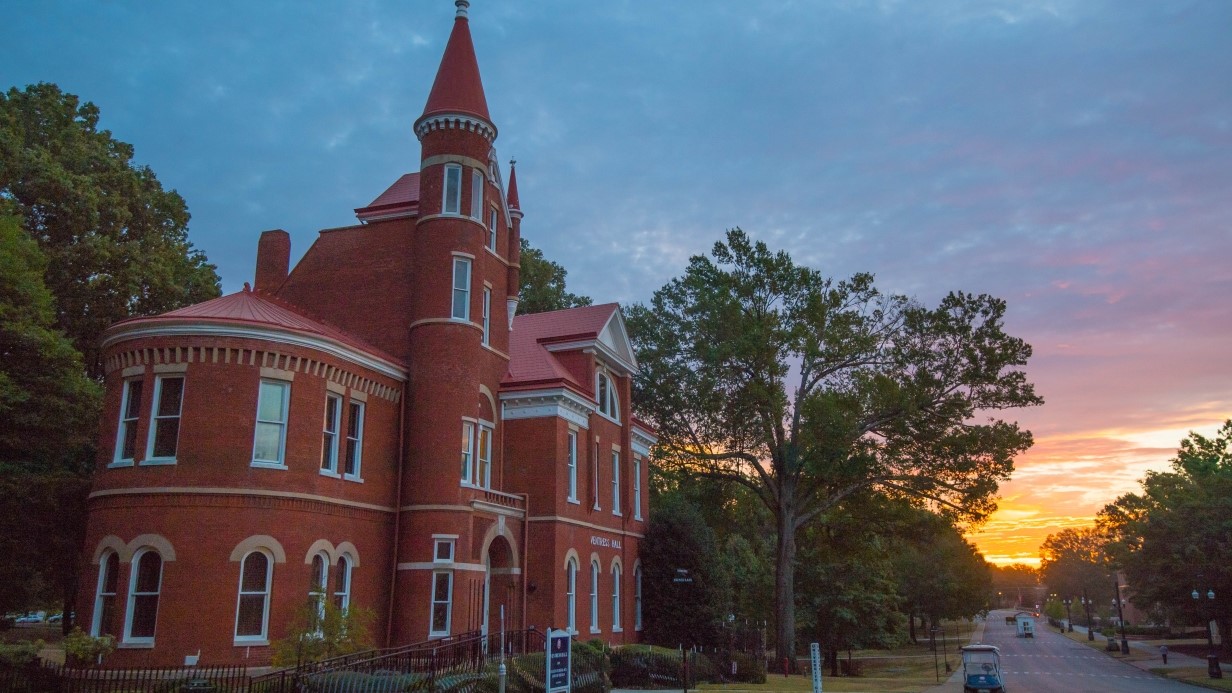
810,642,822,693
546,628,572,693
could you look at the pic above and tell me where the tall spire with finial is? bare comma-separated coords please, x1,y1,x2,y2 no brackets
415,0,493,141
506,158,521,214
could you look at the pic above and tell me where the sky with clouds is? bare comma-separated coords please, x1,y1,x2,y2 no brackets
5,0,1230,565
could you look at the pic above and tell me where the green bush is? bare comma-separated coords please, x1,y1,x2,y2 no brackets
728,650,766,683
0,639,44,666
62,627,115,666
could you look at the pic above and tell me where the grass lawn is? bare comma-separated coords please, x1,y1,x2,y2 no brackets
1147,667,1232,692
698,619,981,693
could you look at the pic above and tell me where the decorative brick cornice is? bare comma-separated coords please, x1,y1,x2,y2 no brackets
88,487,398,519
104,344,402,403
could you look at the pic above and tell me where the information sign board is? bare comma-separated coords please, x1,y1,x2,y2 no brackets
547,628,572,693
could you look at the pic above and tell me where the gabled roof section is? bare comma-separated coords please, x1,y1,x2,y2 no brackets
355,173,420,222
103,289,407,377
420,3,491,123
504,303,639,391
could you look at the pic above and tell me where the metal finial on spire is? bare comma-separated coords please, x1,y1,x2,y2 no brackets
456,0,469,18
509,158,517,167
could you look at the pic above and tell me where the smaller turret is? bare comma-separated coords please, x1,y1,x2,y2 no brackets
506,159,523,325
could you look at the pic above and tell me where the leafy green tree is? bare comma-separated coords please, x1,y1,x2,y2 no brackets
890,510,991,643
0,216,100,473
1099,421,1232,651
640,496,732,648
1038,527,1112,618
989,563,1040,610
796,511,905,675
516,237,591,315
0,83,220,378
628,229,1040,662
0,216,99,623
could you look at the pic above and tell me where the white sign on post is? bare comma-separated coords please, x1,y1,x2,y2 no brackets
810,642,823,693
546,628,572,693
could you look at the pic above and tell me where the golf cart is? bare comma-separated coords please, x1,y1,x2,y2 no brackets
961,644,1004,693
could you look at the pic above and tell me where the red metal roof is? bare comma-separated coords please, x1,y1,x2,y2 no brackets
504,303,619,390
421,12,491,122
109,289,406,368
355,173,420,221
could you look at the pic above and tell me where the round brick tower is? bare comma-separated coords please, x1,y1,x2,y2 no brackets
395,0,520,642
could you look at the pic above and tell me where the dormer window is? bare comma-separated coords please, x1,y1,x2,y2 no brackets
596,372,619,420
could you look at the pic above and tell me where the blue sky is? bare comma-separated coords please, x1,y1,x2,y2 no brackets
5,0,1231,563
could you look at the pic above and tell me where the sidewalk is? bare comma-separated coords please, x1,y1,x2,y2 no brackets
1069,623,1218,675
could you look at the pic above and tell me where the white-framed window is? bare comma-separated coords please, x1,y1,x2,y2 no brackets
144,375,184,462
566,557,578,634
344,400,364,479
611,450,621,515
91,550,120,637
482,287,491,346
566,431,578,503
470,169,484,220
334,555,352,612
253,380,290,467
634,565,643,631
488,209,498,251
633,457,643,521
592,442,601,511
612,563,622,631
452,257,471,320
309,552,329,630
477,423,493,489
113,379,144,465
443,164,462,215
596,372,619,420
434,539,455,563
590,559,600,633
124,549,163,644
321,393,342,475
460,421,475,484
430,572,453,636
235,550,272,642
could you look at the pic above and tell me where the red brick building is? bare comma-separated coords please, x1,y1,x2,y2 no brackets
78,1,654,667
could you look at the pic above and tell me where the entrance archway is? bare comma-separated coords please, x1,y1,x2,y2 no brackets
483,532,518,645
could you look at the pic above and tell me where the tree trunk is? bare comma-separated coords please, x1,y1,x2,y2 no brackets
774,508,798,670
909,612,917,644
828,647,839,677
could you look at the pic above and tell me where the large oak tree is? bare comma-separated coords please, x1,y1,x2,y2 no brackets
0,83,220,378
627,229,1040,662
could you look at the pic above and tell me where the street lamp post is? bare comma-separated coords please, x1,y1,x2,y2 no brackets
1063,598,1074,633
1081,592,1094,641
1111,576,1129,655
1192,587,1222,679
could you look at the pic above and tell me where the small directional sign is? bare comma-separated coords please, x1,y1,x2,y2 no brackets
673,568,693,584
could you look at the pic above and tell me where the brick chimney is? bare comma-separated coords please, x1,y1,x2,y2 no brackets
254,229,290,293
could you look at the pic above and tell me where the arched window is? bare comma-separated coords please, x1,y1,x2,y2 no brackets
91,551,120,637
310,552,329,629
590,559,600,633
596,373,619,420
611,563,622,631
236,550,273,642
566,558,578,633
634,564,643,631
125,549,163,643
334,555,352,612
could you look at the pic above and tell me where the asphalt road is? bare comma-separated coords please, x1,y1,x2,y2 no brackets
974,610,1193,693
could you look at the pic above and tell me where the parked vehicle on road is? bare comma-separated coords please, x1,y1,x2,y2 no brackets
961,644,1005,693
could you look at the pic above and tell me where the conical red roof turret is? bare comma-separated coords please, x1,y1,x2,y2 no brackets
421,1,491,123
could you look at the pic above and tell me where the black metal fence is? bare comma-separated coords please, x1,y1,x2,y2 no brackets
0,660,248,692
